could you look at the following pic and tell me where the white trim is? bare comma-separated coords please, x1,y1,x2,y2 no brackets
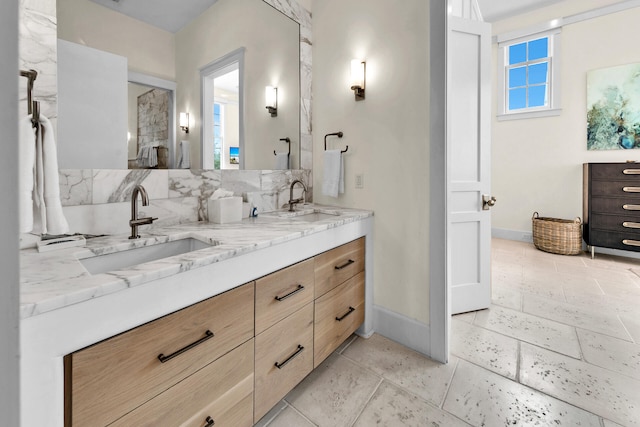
497,108,562,121
372,305,431,356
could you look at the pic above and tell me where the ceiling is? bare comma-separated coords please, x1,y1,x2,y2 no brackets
476,0,565,22
89,0,219,33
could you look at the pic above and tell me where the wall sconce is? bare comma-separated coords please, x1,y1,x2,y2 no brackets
350,59,366,101
179,112,189,133
265,86,278,117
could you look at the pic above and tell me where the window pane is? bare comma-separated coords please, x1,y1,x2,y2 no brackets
509,67,526,88
528,62,548,85
509,43,527,64
509,88,527,110
528,37,548,60
528,85,547,107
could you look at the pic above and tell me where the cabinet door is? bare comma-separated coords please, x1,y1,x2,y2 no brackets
255,258,314,334
66,283,254,427
314,238,365,298
110,339,254,427
314,271,365,368
254,303,314,423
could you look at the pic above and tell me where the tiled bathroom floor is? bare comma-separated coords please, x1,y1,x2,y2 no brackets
258,238,640,426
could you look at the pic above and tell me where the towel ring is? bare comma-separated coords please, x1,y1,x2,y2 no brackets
324,132,348,153
274,137,291,157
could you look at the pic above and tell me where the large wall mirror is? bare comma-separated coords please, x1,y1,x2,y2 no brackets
56,0,300,170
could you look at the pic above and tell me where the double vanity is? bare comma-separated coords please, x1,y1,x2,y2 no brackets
20,205,374,426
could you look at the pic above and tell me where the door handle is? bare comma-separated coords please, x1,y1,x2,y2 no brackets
482,194,496,210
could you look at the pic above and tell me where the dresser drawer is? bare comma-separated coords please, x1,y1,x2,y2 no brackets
590,197,640,215
587,230,640,252
314,238,365,298
66,283,255,427
254,303,314,422
590,163,640,179
314,271,365,368
255,258,314,335
109,339,254,427
590,214,640,235
591,180,640,197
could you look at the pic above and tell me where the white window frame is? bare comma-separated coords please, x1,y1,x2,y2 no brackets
497,28,562,121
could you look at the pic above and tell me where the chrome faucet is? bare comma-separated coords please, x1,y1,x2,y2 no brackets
129,185,157,239
288,179,307,211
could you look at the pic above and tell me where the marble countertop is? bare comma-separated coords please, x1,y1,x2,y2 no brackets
20,205,373,320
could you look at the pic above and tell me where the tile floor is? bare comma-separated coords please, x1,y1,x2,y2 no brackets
257,238,640,426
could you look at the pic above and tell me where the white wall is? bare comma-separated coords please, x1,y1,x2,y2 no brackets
492,0,640,235
0,0,20,424
312,0,430,324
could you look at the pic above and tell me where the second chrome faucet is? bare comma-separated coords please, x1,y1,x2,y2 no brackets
129,184,157,239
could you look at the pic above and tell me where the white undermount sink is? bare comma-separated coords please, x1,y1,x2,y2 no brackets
290,212,341,222
79,238,215,275
269,206,342,221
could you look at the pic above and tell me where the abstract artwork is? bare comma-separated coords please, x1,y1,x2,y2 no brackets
587,63,640,150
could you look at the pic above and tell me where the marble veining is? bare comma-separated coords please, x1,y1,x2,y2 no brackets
20,205,372,319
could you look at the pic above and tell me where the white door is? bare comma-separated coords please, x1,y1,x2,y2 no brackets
448,16,494,315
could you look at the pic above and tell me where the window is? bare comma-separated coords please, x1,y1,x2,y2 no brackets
498,29,561,120
213,103,223,170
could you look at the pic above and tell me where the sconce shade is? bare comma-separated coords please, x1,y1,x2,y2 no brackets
179,112,189,133
350,59,366,100
265,86,278,117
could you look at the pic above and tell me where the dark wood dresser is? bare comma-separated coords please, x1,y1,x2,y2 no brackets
583,162,640,257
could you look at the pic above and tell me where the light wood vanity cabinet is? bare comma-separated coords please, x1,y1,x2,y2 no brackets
64,237,366,427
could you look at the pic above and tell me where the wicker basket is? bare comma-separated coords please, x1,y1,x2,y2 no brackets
532,212,582,255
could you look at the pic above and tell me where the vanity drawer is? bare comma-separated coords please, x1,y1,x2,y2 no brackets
590,162,640,179
591,180,640,197
314,271,365,368
255,258,314,335
587,230,640,252
66,283,254,427
109,339,254,427
314,237,365,298
254,303,314,423
590,196,640,215
590,213,640,235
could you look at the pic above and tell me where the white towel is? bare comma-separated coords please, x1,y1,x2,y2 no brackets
19,116,36,232
136,142,159,168
177,140,190,169
33,115,70,235
321,150,344,198
274,152,289,170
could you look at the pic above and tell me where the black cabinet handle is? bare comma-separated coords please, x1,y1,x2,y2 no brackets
275,345,305,369
274,284,305,301
335,259,355,270
336,306,355,321
157,330,214,363
204,416,215,427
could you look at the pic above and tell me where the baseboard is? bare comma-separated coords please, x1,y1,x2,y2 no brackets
372,305,431,357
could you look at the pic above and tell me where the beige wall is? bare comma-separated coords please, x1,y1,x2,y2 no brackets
312,0,430,323
492,0,640,234
57,0,175,80
175,0,299,169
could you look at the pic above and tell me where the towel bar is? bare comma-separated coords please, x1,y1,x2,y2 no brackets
324,132,348,153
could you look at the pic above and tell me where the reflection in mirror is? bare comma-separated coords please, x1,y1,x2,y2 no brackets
128,83,171,169
56,0,300,170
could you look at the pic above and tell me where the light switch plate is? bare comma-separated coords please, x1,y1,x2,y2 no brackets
355,174,364,189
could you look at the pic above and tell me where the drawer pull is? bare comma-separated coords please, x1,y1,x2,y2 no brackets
275,345,304,369
274,284,305,301
335,259,355,270
336,306,356,321
623,222,640,229
623,239,640,247
623,204,640,211
204,416,215,427
157,330,214,363
623,187,640,193
623,169,640,175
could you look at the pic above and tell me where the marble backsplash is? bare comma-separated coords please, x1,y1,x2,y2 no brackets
58,169,312,236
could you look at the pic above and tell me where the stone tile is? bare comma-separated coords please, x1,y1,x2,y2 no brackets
566,293,640,321
621,315,640,344
556,262,639,286
474,305,581,358
603,420,626,427
491,285,522,311
577,329,640,381
452,311,476,324
341,334,457,407
451,317,519,380
254,401,287,427
353,381,470,427
266,406,315,427
522,294,632,341
444,360,601,427
285,354,381,427
519,342,640,426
